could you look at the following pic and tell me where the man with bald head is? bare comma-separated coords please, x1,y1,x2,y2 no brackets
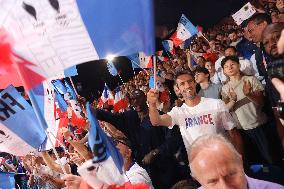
189,134,284,189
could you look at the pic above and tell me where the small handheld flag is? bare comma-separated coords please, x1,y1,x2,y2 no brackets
170,14,198,47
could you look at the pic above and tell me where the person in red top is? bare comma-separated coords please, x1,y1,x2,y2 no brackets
203,40,219,63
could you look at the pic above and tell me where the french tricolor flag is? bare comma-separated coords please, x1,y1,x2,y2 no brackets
113,87,128,112
162,40,175,54
170,14,198,47
98,84,114,107
156,51,169,62
128,52,153,69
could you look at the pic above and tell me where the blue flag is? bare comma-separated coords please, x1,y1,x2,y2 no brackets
179,14,198,37
86,102,123,173
149,76,155,89
0,85,46,155
0,172,15,189
107,61,118,76
51,80,68,112
64,66,78,77
77,0,155,58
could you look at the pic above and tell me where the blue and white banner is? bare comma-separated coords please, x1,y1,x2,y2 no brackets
0,0,155,88
0,85,46,156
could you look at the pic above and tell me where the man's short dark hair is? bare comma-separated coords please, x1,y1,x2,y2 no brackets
247,13,272,25
175,70,194,82
195,66,210,75
221,56,240,69
171,179,199,189
225,46,237,52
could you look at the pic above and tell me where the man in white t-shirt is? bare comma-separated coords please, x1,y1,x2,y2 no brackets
147,71,243,156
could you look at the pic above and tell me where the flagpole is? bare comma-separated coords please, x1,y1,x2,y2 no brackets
14,62,68,175
200,33,210,44
153,55,157,89
118,74,124,84
48,131,68,153
68,77,79,96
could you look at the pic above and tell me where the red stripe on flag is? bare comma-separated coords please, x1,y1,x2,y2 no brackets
170,32,184,47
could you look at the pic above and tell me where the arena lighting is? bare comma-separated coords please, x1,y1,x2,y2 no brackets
106,54,115,61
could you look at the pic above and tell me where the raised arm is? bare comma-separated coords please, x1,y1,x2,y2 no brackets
41,151,71,174
147,89,172,127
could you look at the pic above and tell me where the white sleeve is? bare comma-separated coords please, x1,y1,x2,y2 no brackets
240,59,254,75
216,100,236,130
167,107,179,129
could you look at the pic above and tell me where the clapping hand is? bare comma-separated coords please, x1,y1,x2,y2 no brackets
243,80,252,96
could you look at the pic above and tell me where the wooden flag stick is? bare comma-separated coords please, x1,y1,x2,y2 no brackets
69,77,79,96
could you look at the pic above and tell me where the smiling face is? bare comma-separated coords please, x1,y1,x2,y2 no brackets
262,31,281,58
176,74,197,100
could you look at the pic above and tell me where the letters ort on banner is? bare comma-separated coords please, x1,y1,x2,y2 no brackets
0,85,46,156
0,0,155,90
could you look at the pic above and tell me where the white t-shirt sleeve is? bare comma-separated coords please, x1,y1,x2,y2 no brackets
126,163,154,189
216,100,236,130
251,76,264,92
167,107,179,128
240,59,254,75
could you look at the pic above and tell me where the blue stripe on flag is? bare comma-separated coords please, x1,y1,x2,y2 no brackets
149,76,154,89
0,172,15,189
76,0,155,58
86,102,124,173
0,85,46,148
162,40,171,52
51,80,68,112
180,14,198,36
64,66,78,77
107,61,118,76
128,54,140,69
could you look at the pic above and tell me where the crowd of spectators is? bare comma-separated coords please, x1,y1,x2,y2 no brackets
2,0,284,188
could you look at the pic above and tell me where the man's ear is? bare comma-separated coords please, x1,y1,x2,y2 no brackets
126,148,132,159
